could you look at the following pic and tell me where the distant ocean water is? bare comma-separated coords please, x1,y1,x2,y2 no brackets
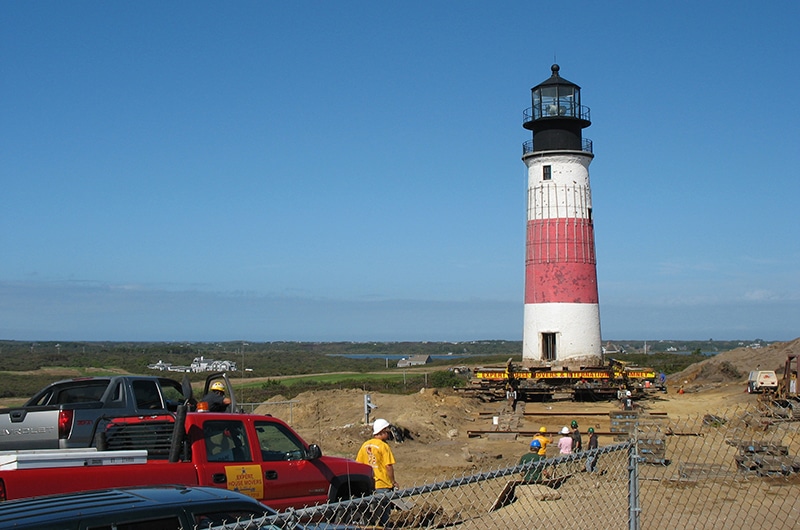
326,354,470,360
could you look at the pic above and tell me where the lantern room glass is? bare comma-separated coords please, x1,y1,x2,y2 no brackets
533,84,580,119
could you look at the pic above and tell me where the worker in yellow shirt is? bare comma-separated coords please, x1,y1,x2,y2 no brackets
532,426,551,456
356,418,398,525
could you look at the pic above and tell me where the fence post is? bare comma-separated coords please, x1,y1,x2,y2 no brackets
628,433,641,530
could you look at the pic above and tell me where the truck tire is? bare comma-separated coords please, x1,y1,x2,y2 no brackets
328,476,377,525
330,494,383,526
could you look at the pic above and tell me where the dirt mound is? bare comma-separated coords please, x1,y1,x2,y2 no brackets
259,388,484,460
668,337,800,390
262,387,528,486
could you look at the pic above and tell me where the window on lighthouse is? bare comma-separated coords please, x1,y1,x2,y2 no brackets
542,165,552,181
541,86,560,116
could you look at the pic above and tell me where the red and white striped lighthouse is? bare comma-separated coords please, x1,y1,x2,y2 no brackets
521,64,601,366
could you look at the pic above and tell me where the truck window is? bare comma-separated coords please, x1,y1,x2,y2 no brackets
158,380,185,412
87,515,181,530
132,380,164,410
203,420,252,462
255,421,306,461
55,381,108,404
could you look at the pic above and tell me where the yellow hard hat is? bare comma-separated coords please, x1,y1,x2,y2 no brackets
210,381,226,393
539,426,547,433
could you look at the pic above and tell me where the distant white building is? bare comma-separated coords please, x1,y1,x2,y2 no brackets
190,356,237,373
397,355,431,368
147,360,172,371
602,342,624,355
148,356,237,373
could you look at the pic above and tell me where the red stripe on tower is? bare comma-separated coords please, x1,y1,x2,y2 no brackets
525,218,598,303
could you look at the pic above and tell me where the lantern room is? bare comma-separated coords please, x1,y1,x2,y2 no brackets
523,64,592,154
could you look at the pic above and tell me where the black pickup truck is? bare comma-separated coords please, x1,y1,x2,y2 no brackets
0,375,190,451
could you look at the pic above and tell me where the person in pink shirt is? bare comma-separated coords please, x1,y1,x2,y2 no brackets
557,426,573,454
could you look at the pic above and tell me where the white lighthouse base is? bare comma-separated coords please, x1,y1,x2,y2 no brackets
522,302,602,367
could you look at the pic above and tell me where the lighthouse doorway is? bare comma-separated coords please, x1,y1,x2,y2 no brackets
542,333,556,361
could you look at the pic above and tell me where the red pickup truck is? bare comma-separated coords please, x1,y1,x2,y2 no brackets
0,409,374,512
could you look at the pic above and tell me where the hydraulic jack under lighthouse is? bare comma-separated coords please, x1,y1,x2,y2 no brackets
521,64,601,367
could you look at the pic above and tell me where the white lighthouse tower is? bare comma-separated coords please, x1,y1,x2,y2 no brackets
521,64,601,367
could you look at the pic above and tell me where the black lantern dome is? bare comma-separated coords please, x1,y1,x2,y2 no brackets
523,64,592,154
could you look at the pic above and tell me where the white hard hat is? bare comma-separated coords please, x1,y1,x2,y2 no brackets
373,418,391,435
560,426,570,435
626,390,632,396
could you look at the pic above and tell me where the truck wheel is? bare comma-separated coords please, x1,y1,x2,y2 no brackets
336,495,383,526
331,485,379,526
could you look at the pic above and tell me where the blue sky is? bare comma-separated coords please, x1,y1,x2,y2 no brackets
2,2,798,343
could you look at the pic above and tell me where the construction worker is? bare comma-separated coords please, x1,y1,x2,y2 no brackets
585,427,599,472
202,381,231,412
356,418,397,526
519,439,544,482
532,426,550,457
570,420,583,452
505,382,518,411
558,426,573,454
621,390,634,410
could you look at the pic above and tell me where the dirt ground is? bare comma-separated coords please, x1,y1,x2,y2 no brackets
261,385,747,486
1,338,797,527
261,337,800,487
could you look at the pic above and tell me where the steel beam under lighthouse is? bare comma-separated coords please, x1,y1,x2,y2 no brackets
521,64,602,367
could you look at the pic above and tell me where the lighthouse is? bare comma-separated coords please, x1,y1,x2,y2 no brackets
521,64,601,367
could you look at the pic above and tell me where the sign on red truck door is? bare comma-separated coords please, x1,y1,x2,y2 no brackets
195,417,338,511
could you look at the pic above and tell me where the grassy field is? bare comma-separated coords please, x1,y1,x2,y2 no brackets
0,338,717,402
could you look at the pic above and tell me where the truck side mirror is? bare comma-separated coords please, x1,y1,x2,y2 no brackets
306,444,322,460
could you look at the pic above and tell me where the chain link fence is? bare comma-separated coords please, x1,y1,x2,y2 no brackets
200,402,799,530
637,401,800,529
